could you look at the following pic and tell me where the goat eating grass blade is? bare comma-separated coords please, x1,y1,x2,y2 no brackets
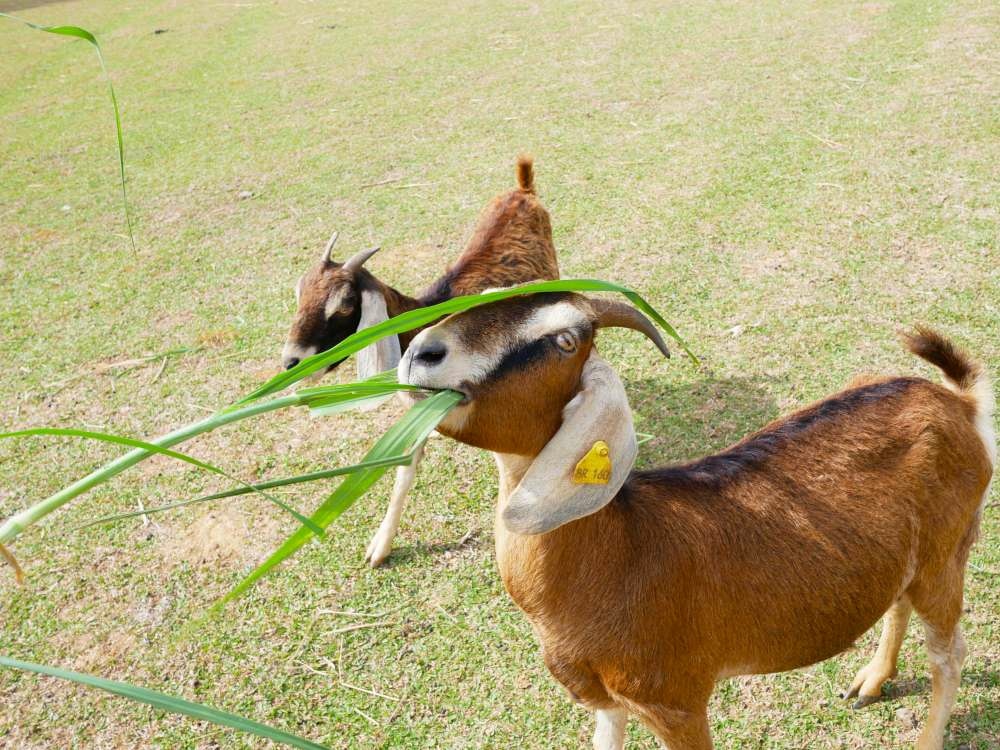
233,279,697,407
0,657,329,750
222,389,463,604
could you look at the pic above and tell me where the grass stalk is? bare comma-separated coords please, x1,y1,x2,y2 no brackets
79,452,418,529
0,394,297,545
223,390,463,603
0,13,135,251
0,656,329,750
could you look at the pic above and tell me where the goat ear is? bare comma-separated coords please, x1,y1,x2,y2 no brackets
356,287,402,380
502,352,636,535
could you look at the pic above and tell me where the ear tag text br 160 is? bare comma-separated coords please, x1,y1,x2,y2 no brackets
573,440,612,484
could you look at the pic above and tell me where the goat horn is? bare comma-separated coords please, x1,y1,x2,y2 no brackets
342,245,380,272
320,231,340,263
590,298,670,359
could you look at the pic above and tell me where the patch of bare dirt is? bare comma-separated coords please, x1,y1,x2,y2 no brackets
159,506,249,569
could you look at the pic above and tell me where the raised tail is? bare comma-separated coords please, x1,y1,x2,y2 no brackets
516,155,535,193
903,325,996,465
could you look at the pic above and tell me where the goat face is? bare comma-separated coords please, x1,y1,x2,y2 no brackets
399,293,669,456
281,234,380,375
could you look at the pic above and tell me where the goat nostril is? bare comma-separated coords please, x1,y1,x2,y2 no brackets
284,357,300,370
414,343,447,366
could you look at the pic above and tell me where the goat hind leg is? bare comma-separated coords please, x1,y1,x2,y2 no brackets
844,596,913,708
909,564,968,750
915,623,966,750
365,441,425,567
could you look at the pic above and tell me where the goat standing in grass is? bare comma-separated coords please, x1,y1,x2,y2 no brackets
281,158,559,565
398,292,994,749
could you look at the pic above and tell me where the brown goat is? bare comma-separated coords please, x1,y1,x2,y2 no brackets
399,293,994,749
282,158,559,566
282,157,557,372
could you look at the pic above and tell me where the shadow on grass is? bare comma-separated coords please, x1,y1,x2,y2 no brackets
948,683,1000,749
881,670,1000,748
626,374,780,468
379,533,483,568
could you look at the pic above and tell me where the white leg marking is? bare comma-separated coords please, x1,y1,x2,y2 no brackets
917,624,966,750
593,707,627,750
365,442,425,567
970,372,996,466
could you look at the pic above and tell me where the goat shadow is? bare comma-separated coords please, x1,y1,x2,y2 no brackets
886,670,1000,748
625,374,781,469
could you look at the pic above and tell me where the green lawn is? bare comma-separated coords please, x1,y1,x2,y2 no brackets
1,0,998,747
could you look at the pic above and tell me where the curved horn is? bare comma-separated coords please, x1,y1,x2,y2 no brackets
589,298,670,359
342,245,380,273
320,231,340,263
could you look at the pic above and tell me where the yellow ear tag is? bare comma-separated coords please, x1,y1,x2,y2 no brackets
572,440,612,484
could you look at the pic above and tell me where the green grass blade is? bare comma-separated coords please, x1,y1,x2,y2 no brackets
0,656,329,750
222,390,463,604
233,279,696,407
0,427,325,537
0,394,296,545
0,13,135,252
0,379,418,546
308,392,395,416
79,452,418,529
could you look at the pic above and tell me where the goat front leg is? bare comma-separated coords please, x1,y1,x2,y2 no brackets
365,441,425,567
844,596,912,708
593,707,627,750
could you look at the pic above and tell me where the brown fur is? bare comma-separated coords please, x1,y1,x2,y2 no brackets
418,157,556,304
283,157,558,363
412,304,994,748
903,324,983,391
516,154,535,193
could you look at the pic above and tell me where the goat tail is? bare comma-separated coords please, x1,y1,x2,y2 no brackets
903,325,996,465
516,155,535,193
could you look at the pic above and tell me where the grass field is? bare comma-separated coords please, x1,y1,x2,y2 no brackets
1,0,998,747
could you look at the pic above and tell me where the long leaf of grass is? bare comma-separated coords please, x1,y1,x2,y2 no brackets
79,452,418,529
222,390,463,604
0,427,324,538
0,13,135,251
0,656,328,750
0,380,415,546
233,279,696,407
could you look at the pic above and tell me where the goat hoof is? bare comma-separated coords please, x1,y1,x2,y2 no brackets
365,534,392,567
841,686,859,700
852,695,880,710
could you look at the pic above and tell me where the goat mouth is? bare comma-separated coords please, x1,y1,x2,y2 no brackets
410,385,470,405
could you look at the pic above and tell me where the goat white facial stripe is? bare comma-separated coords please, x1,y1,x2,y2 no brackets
519,302,588,341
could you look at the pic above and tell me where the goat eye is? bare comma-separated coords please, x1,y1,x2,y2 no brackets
554,331,577,353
